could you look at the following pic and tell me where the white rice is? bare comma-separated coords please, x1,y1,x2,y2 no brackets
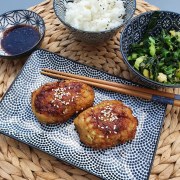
64,0,126,32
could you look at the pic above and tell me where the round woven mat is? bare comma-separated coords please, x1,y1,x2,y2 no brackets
0,0,179,179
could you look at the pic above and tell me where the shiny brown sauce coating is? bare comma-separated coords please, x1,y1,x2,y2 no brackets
74,100,138,149
34,81,82,115
31,80,95,124
91,104,132,135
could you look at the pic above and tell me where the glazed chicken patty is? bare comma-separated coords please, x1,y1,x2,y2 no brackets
31,80,95,124
74,100,138,149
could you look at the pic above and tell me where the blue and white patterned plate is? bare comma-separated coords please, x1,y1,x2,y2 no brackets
0,50,166,180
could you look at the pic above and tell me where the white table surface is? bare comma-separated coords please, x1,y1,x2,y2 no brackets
0,0,180,14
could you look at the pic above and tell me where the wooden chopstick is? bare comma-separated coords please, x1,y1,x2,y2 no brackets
41,68,180,107
42,68,179,99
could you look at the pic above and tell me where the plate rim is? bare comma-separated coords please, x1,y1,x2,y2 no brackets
0,49,167,180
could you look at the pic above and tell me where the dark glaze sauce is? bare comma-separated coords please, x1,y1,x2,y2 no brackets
91,104,128,135
34,81,83,115
1,25,40,55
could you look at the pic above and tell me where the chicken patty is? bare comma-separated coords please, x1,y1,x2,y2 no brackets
74,100,138,149
31,80,95,124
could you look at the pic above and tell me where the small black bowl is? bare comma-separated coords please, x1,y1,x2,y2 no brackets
120,11,180,88
0,10,45,59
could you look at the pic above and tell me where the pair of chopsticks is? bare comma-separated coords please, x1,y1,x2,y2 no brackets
41,68,180,107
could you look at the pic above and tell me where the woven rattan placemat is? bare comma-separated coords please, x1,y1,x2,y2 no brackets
0,0,179,179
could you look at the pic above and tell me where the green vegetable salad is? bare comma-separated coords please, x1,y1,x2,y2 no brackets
128,30,180,84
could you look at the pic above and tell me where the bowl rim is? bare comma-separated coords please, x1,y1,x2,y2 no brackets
120,10,180,88
53,0,136,34
0,9,45,59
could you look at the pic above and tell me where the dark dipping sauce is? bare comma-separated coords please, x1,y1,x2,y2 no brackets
1,25,40,55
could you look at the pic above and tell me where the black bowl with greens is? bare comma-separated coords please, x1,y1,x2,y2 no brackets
120,11,180,88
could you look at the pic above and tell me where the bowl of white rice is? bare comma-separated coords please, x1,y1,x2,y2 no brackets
53,0,136,44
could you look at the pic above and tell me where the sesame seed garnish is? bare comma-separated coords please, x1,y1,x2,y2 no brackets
99,106,118,122
99,135,104,138
53,87,70,104
50,87,80,107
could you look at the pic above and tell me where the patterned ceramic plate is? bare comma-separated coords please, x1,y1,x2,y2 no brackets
0,50,166,180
